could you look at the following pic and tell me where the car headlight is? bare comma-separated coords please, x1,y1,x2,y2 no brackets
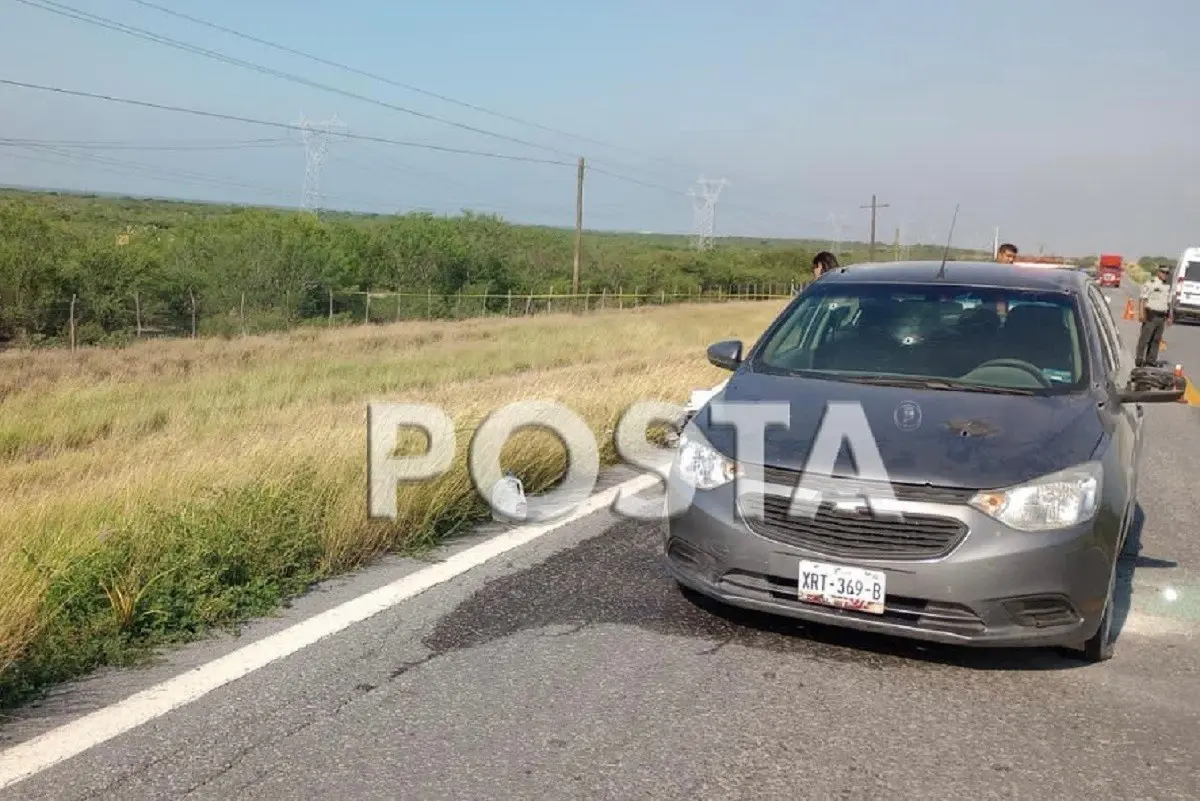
673,429,741,490
969,462,1102,532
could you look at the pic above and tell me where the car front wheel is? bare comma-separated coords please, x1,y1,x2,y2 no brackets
1080,567,1117,663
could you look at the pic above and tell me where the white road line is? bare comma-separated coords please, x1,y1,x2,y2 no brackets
0,471,663,791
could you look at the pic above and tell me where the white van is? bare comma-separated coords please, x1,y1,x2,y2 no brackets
1170,247,1200,323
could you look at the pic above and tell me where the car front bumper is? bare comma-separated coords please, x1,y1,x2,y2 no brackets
662,471,1114,650
1172,298,1200,321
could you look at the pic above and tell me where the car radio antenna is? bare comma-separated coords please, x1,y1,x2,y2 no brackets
935,203,960,279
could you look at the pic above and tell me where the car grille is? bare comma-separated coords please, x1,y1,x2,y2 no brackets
738,492,969,561
758,465,976,505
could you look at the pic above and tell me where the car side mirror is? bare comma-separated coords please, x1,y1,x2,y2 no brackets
1117,387,1185,404
706,339,743,371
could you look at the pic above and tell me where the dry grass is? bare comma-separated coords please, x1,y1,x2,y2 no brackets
0,301,784,704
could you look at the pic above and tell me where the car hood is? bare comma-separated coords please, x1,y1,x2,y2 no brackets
694,370,1104,490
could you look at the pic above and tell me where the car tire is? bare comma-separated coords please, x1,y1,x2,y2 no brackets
1080,567,1117,663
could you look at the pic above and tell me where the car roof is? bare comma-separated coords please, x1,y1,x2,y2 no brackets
815,260,1088,294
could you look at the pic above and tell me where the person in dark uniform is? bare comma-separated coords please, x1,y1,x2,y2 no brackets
1136,264,1174,367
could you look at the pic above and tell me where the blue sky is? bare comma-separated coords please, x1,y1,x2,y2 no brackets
1,0,1197,257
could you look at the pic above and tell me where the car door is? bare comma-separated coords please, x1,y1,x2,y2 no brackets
1085,283,1142,520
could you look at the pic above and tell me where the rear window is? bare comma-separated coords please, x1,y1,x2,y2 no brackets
752,282,1087,393
1181,261,1200,280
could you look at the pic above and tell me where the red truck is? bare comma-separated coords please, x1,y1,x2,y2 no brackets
1097,253,1122,287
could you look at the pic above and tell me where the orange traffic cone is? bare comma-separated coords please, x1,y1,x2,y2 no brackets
1122,299,1136,320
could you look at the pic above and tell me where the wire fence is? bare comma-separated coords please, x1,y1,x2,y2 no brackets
9,282,806,351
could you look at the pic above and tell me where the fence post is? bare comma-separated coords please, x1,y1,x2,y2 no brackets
240,292,247,336
364,292,371,325
507,288,513,316
133,290,142,337
524,292,533,316
483,290,490,317
69,294,77,351
600,288,607,310
187,289,197,338
548,285,554,314
329,287,334,325
427,287,432,320
618,286,624,310
396,288,402,322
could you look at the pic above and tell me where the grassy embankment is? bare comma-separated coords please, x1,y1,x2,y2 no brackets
0,299,784,707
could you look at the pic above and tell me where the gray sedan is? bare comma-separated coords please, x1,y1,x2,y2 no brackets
663,260,1183,663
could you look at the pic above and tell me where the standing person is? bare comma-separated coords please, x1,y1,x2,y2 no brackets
993,244,1019,315
1136,264,1174,367
812,251,839,279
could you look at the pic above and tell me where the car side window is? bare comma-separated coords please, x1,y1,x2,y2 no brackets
1086,285,1124,372
1083,288,1118,375
1089,285,1124,349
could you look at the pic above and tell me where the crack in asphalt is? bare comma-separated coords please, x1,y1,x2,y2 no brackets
176,674,396,799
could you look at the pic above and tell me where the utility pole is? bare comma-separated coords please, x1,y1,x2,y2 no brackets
573,157,585,295
860,194,890,261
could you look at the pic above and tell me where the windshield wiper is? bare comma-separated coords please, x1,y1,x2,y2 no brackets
834,375,1037,395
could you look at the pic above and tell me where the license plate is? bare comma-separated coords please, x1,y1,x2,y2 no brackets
797,560,886,615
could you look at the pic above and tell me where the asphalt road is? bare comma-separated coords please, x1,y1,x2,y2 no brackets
2,281,1199,800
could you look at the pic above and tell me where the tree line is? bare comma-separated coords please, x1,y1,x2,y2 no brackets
0,189,992,347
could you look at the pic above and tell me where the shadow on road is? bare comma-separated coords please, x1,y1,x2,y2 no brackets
421,517,1160,677
1113,503,1179,644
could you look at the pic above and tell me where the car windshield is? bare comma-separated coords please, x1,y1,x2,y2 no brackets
751,282,1088,394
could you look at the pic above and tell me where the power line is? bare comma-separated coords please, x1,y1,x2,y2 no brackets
1,141,299,198
0,136,294,151
0,141,406,210
121,0,702,178
11,2,826,232
0,78,571,166
9,5,856,237
1,78,709,206
587,165,689,198
19,0,671,178
0,79,747,231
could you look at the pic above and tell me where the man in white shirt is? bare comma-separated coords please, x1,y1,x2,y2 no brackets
1136,264,1174,367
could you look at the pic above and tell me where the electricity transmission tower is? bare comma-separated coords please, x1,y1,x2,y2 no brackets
295,113,345,213
825,212,846,255
689,176,729,250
